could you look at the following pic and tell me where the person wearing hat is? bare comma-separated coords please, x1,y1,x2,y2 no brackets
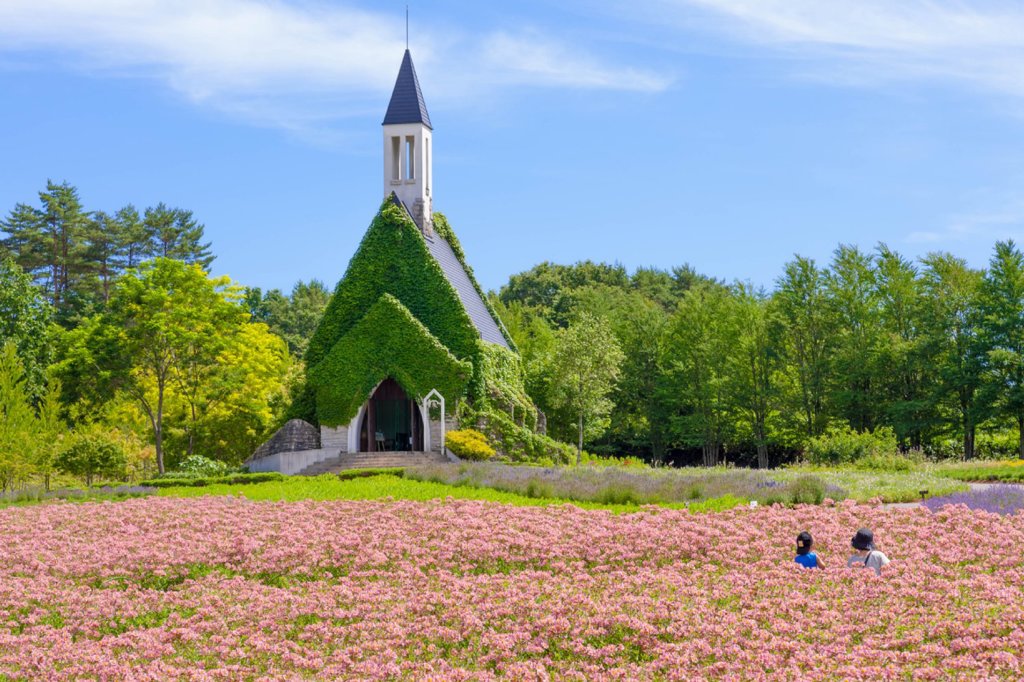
846,528,890,575
794,531,824,569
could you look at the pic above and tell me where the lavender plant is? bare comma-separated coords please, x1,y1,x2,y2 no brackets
923,484,1024,516
406,462,847,507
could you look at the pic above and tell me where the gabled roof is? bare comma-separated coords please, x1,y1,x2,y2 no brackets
383,49,432,129
424,231,510,348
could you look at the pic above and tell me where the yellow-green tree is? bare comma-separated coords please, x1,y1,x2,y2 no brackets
0,343,36,490
95,259,243,473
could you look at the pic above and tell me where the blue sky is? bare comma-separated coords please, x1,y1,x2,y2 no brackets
2,0,1024,293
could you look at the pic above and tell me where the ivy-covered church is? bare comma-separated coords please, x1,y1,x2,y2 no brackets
248,50,567,474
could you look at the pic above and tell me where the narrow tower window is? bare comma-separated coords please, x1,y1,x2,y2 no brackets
405,136,415,180
391,137,401,181
425,138,431,195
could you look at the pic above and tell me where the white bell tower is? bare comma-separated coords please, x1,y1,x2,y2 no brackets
383,49,433,233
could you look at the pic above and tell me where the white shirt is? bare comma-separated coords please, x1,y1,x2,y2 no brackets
847,550,890,575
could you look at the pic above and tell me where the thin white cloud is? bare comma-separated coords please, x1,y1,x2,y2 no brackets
481,32,670,92
0,0,667,135
907,198,1024,244
644,0,1024,98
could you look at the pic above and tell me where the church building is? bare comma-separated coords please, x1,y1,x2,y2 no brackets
248,49,552,475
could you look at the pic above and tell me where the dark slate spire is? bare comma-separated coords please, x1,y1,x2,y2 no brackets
383,49,432,129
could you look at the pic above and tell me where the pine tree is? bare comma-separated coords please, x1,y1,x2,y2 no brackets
85,211,127,305
38,181,93,318
144,203,214,269
112,205,153,270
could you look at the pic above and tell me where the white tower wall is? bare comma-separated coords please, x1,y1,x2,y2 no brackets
383,122,432,233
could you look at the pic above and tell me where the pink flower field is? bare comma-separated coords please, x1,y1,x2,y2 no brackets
1,497,1023,680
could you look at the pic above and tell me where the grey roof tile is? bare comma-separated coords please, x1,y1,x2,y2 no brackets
424,231,510,348
383,50,432,129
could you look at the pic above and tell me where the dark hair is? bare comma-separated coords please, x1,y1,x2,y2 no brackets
796,531,813,556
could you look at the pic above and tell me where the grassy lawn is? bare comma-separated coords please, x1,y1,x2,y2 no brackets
930,459,1024,482
771,467,966,502
156,473,744,513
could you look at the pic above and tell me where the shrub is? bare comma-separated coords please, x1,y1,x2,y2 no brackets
446,429,496,461
580,451,647,468
804,426,899,466
789,475,827,505
56,432,128,486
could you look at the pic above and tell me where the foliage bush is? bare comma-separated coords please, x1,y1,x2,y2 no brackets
471,407,575,465
788,475,828,505
446,429,496,461
854,452,917,472
56,432,128,486
177,455,230,478
804,425,899,466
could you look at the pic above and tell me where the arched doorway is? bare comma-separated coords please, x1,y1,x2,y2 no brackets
358,378,424,452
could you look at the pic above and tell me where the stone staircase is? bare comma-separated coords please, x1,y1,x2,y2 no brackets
297,451,450,476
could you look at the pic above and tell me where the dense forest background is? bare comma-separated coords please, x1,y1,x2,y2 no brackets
3,181,1024,486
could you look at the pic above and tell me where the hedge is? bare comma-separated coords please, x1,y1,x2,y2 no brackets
140,472,286,488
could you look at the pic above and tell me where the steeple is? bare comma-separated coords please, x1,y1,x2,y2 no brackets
383,49,433,233
383,50,432,129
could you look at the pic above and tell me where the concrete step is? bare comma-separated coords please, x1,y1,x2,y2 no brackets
297,451,449,476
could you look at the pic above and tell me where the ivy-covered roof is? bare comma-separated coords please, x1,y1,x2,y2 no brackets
309,294,471,426
305,198,480,372
382,49,432,129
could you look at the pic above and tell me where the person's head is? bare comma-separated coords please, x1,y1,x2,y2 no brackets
851,528,875,552
796,531,813,556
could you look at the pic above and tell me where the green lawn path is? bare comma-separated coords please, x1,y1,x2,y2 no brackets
157,473,744,513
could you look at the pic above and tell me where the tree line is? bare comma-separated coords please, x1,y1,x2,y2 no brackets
0,182,326,487
495,244,1024,465
5,178,1024,486
0,180,213,324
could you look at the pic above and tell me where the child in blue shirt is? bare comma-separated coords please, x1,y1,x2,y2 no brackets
794,531,824,569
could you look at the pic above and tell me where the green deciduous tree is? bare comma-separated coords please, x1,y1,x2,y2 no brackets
729,284,783,468
977,240,1024,458
775,256,833,438
873,245,930,448
825,245,881,431
0,256,53,401
56,430,127,486
660,284,737,467
547,313,624,463
920,253,986,459
245,280,330,358
0,343,37,490
97,259,238,473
